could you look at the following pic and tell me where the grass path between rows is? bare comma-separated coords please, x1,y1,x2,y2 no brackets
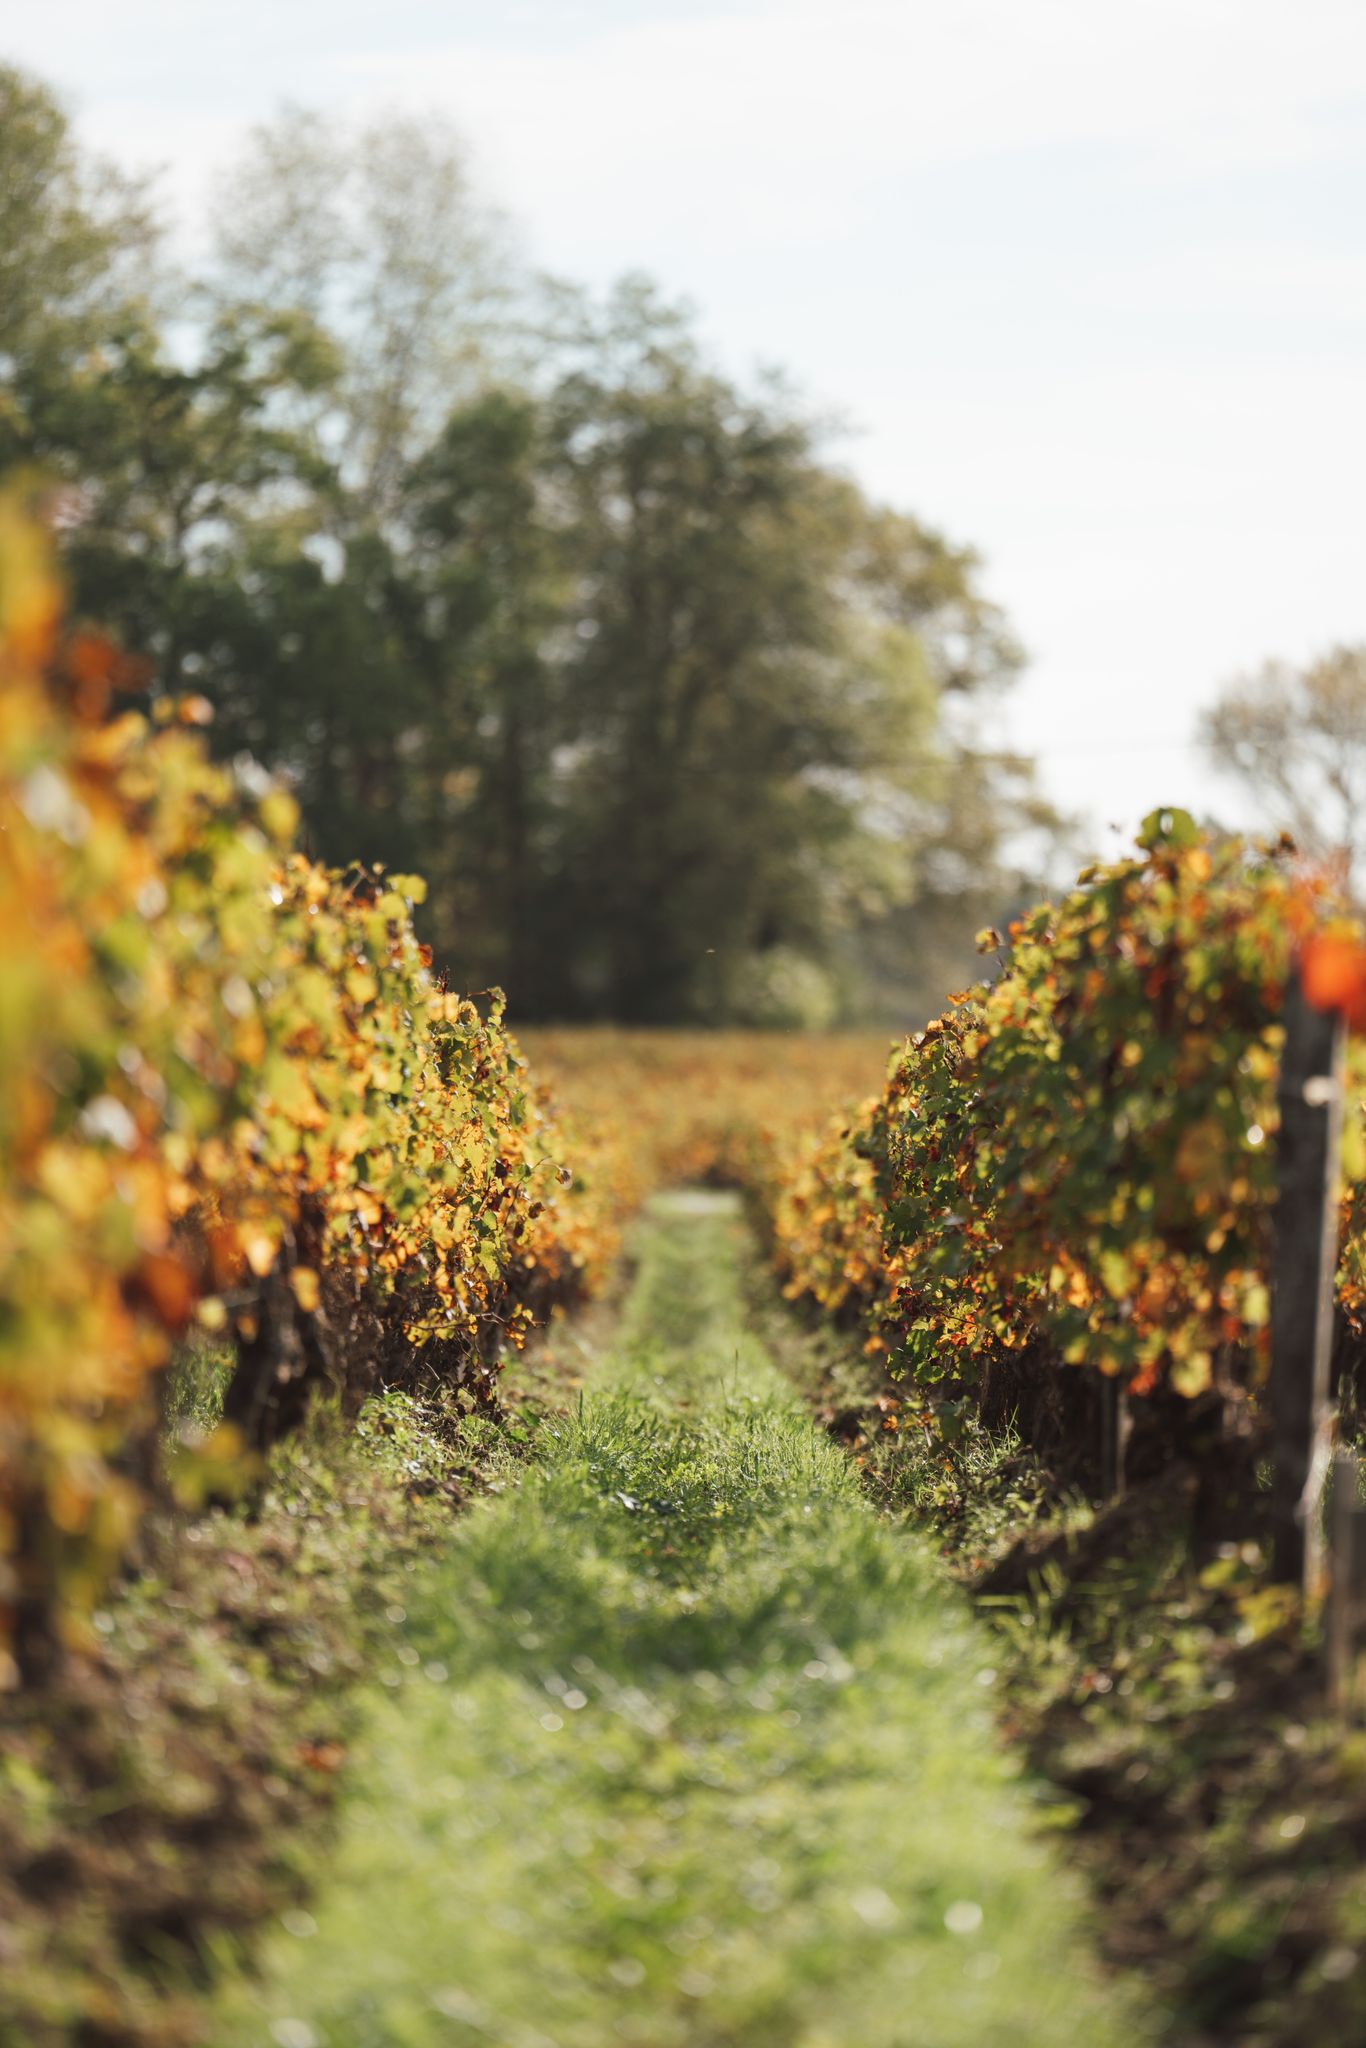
217,1194,1155,2048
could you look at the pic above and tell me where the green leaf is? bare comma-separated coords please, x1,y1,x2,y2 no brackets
1137,805,1199,850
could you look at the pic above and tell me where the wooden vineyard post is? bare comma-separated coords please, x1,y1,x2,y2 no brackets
1327,1447,1366,1711
1098,1372,1129,1500
1269,964,1346,1590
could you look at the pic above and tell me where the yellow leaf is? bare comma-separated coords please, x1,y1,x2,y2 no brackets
259,789,298,843
288,1266,321,1312
1241,1281,1270,1329
242,1229,279,1278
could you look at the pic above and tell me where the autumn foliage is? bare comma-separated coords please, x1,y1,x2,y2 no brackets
1301,929,1366,1032
10,461,1366,1674
770,812,1366,1412
0,500,593,1670
520,1027,890,1221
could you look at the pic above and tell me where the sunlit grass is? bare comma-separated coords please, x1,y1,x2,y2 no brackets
216,1195,1154,2048
161,1331,236,1437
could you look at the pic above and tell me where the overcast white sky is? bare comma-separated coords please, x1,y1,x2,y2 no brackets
7,0,1366,855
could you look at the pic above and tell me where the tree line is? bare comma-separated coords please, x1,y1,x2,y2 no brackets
3,63,1065,1025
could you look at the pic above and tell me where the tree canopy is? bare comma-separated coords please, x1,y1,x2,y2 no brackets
0,64,160,379
1,63,1057,1027
1200,645,1366,901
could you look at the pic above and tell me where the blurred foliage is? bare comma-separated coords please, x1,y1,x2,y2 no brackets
0,63,1057,1029
1201,642,1366,902
521,1025,890,1255
0,499,595,1674
0,64,161,383
209,101,512,519
768,812,1366,1404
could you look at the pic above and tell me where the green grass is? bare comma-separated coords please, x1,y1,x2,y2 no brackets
161,1330,235,1437
215,1193,1154,2048
0,1376,534,2048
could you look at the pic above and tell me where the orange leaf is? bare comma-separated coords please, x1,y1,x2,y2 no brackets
1301,933,1366,1029
130,1250,197,1333
297,1739,346,1773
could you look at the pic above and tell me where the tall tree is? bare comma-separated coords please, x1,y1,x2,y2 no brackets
0,64,160,380
404,390,568,1003
2,67,1058,1028
0,62,166,505
32,303,341,684
1199,646,1366,898
537,280,1031,1023
0,65,342,703
209,105,512,521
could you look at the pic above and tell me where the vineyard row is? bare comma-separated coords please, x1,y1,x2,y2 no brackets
5,489,1366,1679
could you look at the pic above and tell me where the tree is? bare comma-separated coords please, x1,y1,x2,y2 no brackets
209,105,512,521
30,303,341,683
0,66,343,705
535,279,1031,1024
3,63,1058,1029
0,64,160,381
403,389,568,1004
851,742,1070,1026
159,276,1055,1027
1199,646,1366,897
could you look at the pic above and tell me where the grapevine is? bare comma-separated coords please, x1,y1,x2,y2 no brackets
0,499,595,1668
771,813,1366,1407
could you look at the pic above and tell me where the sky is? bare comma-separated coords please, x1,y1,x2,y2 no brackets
7,0,1366,857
